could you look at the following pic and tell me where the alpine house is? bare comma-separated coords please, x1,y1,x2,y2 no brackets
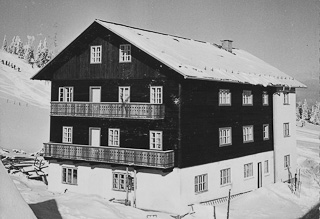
32,19,306,213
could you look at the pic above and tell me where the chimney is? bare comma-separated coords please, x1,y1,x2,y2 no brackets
221,40,233,53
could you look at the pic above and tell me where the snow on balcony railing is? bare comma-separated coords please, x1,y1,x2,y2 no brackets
50,102,165,119
43,143,174,169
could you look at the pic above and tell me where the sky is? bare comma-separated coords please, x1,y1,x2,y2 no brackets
0,0,319,87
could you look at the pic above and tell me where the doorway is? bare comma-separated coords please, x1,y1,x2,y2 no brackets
90,87,101,102
257,162,262,188
89,127,101,146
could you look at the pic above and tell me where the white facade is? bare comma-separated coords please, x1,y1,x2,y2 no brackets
47,151,274,213
273,89,297,182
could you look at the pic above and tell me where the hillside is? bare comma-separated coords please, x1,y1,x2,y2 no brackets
0,50,50,153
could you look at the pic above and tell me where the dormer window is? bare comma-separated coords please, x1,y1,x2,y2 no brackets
119,44,131,63
90,45,102,64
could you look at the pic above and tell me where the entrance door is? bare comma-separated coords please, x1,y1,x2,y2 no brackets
89,128,101,146
258,162,262,188
90,87,101,102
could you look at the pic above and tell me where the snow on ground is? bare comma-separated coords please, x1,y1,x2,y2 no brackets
2,123,320,219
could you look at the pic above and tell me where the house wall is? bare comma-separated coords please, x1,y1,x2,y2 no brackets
273,89,297,182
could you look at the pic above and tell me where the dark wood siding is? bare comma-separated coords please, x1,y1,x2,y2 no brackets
179,80,275,168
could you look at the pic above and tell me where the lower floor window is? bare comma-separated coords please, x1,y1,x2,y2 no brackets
220,168,231,185
113,172,126,191
62,167,77,185
244,163,253,178
264,160,269,174
284,155,290,168
195,174,208,193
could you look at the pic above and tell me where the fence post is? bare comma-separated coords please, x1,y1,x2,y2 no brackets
227,189,231,219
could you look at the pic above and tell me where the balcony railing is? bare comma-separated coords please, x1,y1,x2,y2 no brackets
44,143,174,169
50,102,165,119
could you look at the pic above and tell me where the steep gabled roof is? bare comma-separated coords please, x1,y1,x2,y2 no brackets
32,19,306,88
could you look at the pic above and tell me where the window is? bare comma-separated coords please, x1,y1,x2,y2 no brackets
264,160,269,174
113,172,126,191
219,127,232,146
263,124,269,140
195,174,208,193
243,126,254,143
284,123,290,137
108,128,120,146
242,90,253,105
150,86,163,104
262,92,269,106
284,93,289,105
150,131,162,150
90,45,102,64
119,44,131,63
244,163,253,178
62,126,73,143
284,155,290,168
119,86,130,103
219,89,231,106
62,167,77,185
220,168,231,185
59,87,73,102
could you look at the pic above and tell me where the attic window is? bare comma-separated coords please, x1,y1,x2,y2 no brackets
90,45,102,64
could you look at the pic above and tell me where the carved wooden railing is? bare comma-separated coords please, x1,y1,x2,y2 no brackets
50,102,165,119
43,143,174,169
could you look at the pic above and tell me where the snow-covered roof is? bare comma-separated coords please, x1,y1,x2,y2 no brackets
96,19,305,88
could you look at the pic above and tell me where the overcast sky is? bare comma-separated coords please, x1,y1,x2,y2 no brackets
0,0,319,83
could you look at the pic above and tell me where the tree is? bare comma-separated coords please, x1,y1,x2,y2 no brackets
301,99,310,121
296,102,302,121
2,35,7,51
24,36,35,64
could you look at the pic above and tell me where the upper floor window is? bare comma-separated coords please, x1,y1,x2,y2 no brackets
244,163,253,178
219,89,231,106
119,44,131,63
62,167,77,185
119,86,130,103
150,86,163,104
242,90,253,106
284,155,290,168
264,160,269,174
284,93,289,105
150,131,162,150
283,123,290,137
195,174,208,193
263,124,269,140
219,127,232,146
108,128,120,147
243,125,254,143
90,45,102,64
59,87,73,102
62,126,73,143
220,168,231,185
262,92,269,106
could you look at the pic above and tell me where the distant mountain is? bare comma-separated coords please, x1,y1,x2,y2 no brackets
0,50,50,153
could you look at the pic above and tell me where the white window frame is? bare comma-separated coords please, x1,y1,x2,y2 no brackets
219,127,232,146
59,87,73,102
219,89,231,106
149,131,163,150
284,155,290,168
112,172,127,191
62,167,77,185
242,90,253,106
243,125,254,143
90,45,102,64
108,128,120,147
262,91,269,106
264,160,269,174
244,163,253,178
150,86,163,104
263,124,269,140
195,174,208,193
119,86,130,103
62,126,73,143
284,93,289,105
119,44,131,63
220,168,231,186
284,123,290,137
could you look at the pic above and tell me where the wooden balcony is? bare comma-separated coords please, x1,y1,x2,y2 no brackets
50,102,165,119
43,143,174,169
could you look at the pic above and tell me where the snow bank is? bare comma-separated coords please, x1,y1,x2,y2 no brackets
0,161,37,219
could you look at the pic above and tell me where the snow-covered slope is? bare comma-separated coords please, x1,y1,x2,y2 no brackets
0,50,50,153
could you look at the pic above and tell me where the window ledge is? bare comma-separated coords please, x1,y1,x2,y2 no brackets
244,176,254,181
264,173,270,176
243,140,254,144
195,190,208,195
220,183,232,188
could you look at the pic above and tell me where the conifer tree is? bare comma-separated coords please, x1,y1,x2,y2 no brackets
2,35,7,51
301,99,309,121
